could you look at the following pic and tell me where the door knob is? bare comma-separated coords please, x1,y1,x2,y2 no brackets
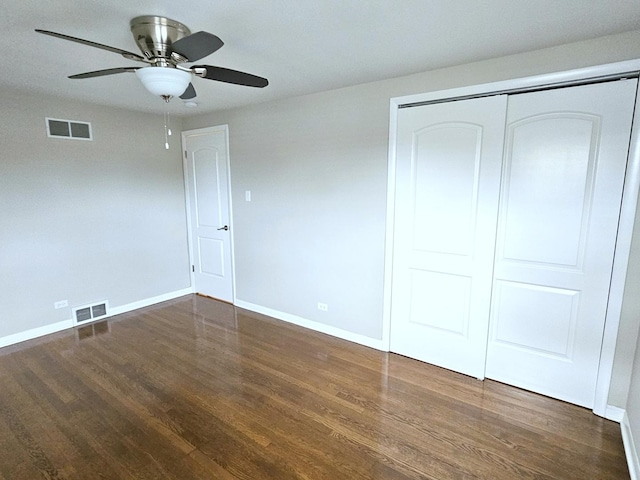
217,225,229,231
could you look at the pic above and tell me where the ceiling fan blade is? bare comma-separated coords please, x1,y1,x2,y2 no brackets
171,31,224,62
35,29,147,63
68,67,140,79
180,83,197,100
194,65,269,88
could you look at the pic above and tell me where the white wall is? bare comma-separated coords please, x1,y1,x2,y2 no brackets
0,88,191,339
183,30,640,405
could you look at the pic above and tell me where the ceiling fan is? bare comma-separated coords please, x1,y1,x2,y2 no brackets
36,15,269,102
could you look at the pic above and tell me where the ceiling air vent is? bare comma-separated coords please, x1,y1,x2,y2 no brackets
72,301,109,325
46,117,92,140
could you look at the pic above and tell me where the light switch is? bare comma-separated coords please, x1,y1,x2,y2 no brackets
245,190,251,202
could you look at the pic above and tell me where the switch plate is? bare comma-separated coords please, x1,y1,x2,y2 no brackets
245,190,251,202
54,300,68,309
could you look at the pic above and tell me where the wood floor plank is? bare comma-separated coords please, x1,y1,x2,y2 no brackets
0,294,629,479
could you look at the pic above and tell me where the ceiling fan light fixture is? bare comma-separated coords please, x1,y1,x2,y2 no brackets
135,67,191,98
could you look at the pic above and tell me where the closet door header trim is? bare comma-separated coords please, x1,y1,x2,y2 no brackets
393,60,640,109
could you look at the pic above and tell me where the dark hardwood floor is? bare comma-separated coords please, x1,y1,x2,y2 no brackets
0,295,629,479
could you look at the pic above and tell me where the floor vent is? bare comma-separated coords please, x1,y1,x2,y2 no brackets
72,301,109,325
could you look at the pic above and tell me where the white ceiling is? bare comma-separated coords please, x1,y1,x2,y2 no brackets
3,0,639,116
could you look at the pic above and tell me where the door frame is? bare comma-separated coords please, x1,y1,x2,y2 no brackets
383,59,640,418
181,124,237,303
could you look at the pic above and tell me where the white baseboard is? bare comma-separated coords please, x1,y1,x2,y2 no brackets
606,405,626,423
108,287,194,316
234,300,386,351
0,319,73,349
622,411,640,480
0,287,194,350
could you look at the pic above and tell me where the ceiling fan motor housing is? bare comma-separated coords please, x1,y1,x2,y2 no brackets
130,16,191,64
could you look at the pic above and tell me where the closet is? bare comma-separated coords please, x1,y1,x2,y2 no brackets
389,79,637,408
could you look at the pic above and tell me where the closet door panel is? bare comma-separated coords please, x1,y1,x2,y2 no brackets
412,124,480,256
390,95,507,379
500,114,596,267
486,79,637,407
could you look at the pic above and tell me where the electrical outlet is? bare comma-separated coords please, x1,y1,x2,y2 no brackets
317,302,328,312
54,300,68,309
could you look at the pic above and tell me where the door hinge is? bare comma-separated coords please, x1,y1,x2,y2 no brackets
192,265,195,272
184,150,187,159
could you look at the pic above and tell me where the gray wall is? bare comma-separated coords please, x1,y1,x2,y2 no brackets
626,324,640,472
622,187,640,459
189,88,390,338
183,30,640,407
0,88,191,338
627,342,640,471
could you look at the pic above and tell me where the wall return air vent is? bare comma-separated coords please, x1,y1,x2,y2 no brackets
46,117,92,140
72,301,109,325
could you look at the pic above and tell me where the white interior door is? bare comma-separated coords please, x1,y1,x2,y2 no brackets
485,80,637,407
389,95,507,379
183,126,234,303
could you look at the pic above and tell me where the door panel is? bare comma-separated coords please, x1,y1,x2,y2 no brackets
194,151,223,228
390,95,507,379
198,237,225,276
184,127,234,302
500,114,597,267
485,80,637,407
491,281,579,358
412,124,482,256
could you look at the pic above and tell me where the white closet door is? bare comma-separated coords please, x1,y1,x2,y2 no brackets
485,80,637,407
390,95,507,379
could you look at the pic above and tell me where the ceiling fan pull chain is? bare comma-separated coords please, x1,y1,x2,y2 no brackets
164,111,170,150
